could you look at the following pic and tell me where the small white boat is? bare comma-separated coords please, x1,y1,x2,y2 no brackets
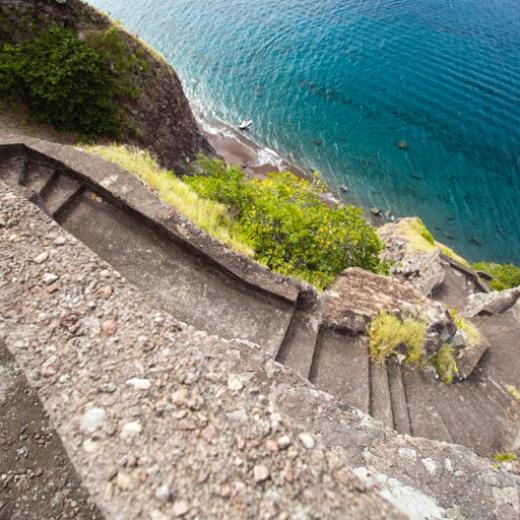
238,119,253,130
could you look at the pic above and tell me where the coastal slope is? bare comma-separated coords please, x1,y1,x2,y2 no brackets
0,0,212,170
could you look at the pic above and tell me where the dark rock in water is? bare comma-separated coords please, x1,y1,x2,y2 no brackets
411,172,422,180
397,140,409,150
446,216,455,221
313,139,323,147
340,185,349,193
470,237,483,246
371,207,382,216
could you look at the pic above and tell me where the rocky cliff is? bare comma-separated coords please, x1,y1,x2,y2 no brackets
0,0,212,171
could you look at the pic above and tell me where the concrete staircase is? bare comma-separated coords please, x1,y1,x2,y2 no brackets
1,140,518,460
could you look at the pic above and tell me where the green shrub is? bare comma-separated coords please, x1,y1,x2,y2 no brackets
433,343,458,384
185,158,386,288
85,28,146,99
494,453,517,464
368,312,426,365
0,25,120,136
472,262,520,291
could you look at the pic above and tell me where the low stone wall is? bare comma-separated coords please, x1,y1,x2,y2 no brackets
0,135,316,307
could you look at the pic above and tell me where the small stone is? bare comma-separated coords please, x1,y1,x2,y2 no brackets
126,377,151,390
99,382,117,394
101,319,117,336
100,269,111,278
298,432,315,450
116,471,133,490
40,355,59,377
80,407,106,434
83,439,99,453
121,421,142,440
421,458,439,477
398,448,417,462
53,236,67,246
96,286,113,299
172,500,189,517
171,388,189,406
265,439,279,452
150,510,169,520
154,484,172,503
253,464,270,483
227,374,243,391
33,252,48,264
277,435,291,449
444,458,453,472
42,273,59,285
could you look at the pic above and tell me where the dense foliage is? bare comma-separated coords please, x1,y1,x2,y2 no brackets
472,261,520,291
0,26,120,136
185,158,386,288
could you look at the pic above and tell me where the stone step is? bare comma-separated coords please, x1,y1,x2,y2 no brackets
401,369,454,444
0,154,26,185
23,161,56,194
41,172,83,218
309,330,369,414
369,360,393,429
60,190,295,354
276,301,323,379
387,360,412,435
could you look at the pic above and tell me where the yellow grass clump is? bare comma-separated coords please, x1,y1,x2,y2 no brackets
82,144,254,257
368,311,426,365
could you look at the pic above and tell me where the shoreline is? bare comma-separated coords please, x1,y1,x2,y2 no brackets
193,107,390,226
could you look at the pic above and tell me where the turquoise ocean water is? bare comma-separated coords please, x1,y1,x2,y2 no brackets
88,0,520,263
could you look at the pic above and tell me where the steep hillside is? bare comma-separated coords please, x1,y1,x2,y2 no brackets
0,0,212,171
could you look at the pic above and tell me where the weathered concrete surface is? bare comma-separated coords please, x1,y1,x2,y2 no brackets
0,183,405,519
0,342,103,519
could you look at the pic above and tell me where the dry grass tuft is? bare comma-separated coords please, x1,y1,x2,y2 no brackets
82,144,254,257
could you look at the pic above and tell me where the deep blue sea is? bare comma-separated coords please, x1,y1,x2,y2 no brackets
88,0,520,264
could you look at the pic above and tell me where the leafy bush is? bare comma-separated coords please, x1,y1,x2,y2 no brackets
85,28,147,99
83,145,253,256
472,261,520,291
433,343,458,384
449,308,481,348
368,312,426,365
185,158,386,288
0,25,120,136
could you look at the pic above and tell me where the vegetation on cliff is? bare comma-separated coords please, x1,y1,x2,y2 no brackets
186,157,387,288
0,26,121,136
368,312,426,365
472,261,520,291
85,145,386,289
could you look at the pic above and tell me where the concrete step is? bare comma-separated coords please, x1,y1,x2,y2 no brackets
276,301,323,379
387,360,412,435
401,369,454,444
310,330,369,414
41,172,83,218
23,161,55,194
60,190,295,354
369,361,393,428
0,154,26,185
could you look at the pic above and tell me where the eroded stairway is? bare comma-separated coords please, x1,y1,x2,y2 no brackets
1,139,518,459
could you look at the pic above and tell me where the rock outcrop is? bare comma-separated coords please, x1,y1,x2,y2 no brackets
0,0,212,171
